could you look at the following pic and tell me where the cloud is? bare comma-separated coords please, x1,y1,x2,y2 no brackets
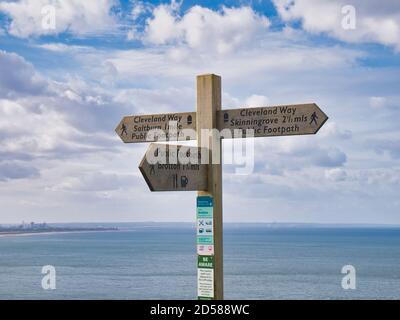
101,41,362,86
142,4,270,54
245,95,270,107
311,147,347,167
278,140,347,168
273,0,400,51
373,139,400,159
369,96,387,108
49,172,134,192
0,162,39,181
320,122,352,140
250,136,348,180
113,86,194,114
342,168,400,187
0,98,81,156
0,50,47,97
0,0,117,38
101,61,119,86
0,51,121,167
35,43,92,53
325,168,347,181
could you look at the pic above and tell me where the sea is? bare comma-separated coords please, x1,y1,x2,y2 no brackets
0,223,399,300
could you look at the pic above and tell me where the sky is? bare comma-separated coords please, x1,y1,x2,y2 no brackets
0,0,399,224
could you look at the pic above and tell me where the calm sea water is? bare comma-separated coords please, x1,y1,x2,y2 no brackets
0,223,399,300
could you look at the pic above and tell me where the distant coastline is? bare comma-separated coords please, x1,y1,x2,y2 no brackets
0,222,119,238
0,229,119,238
1,221,400,236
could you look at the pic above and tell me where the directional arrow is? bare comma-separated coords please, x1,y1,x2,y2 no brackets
116,112,196,143
139,143,208,192
116,103,328,143
217,103,328,138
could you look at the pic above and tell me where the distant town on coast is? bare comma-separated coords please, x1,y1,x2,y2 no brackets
0,222,118,236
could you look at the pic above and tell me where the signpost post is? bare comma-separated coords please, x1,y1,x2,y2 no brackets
115,73,328,300
196,74,223,300
197,195,216,299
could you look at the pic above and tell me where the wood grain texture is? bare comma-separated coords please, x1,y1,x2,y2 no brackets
196,74,224,300
217,103,328,138
116,111,196,143
116,104,328,143
139,143,208,191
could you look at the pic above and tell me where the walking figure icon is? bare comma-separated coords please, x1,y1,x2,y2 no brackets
121,123,128,136
310,112,318,125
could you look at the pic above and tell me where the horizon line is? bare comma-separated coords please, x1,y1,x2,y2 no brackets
1,221,400,228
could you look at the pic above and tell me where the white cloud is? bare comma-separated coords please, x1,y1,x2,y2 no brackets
101,61,119,86
50,172,134,192
320,122,352,140
0,162,40,181
0,0,117,38
63,89,82,102
275,138,347,168
369,96,387,108
245,94,270,107
143,4,270,54
0,51,118,166
35,43,91,53
126,0,153,41
0,98,81,155
113,86,194,114
373,139,400,159
0,50,47,97
131,1,147,20
273,0,400,51
102,42,362,84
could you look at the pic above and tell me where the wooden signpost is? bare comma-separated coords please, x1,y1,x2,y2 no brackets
115,74,328,300
116,106,327,143
139,143,208,191
217,103,328,138
116,112,196,143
